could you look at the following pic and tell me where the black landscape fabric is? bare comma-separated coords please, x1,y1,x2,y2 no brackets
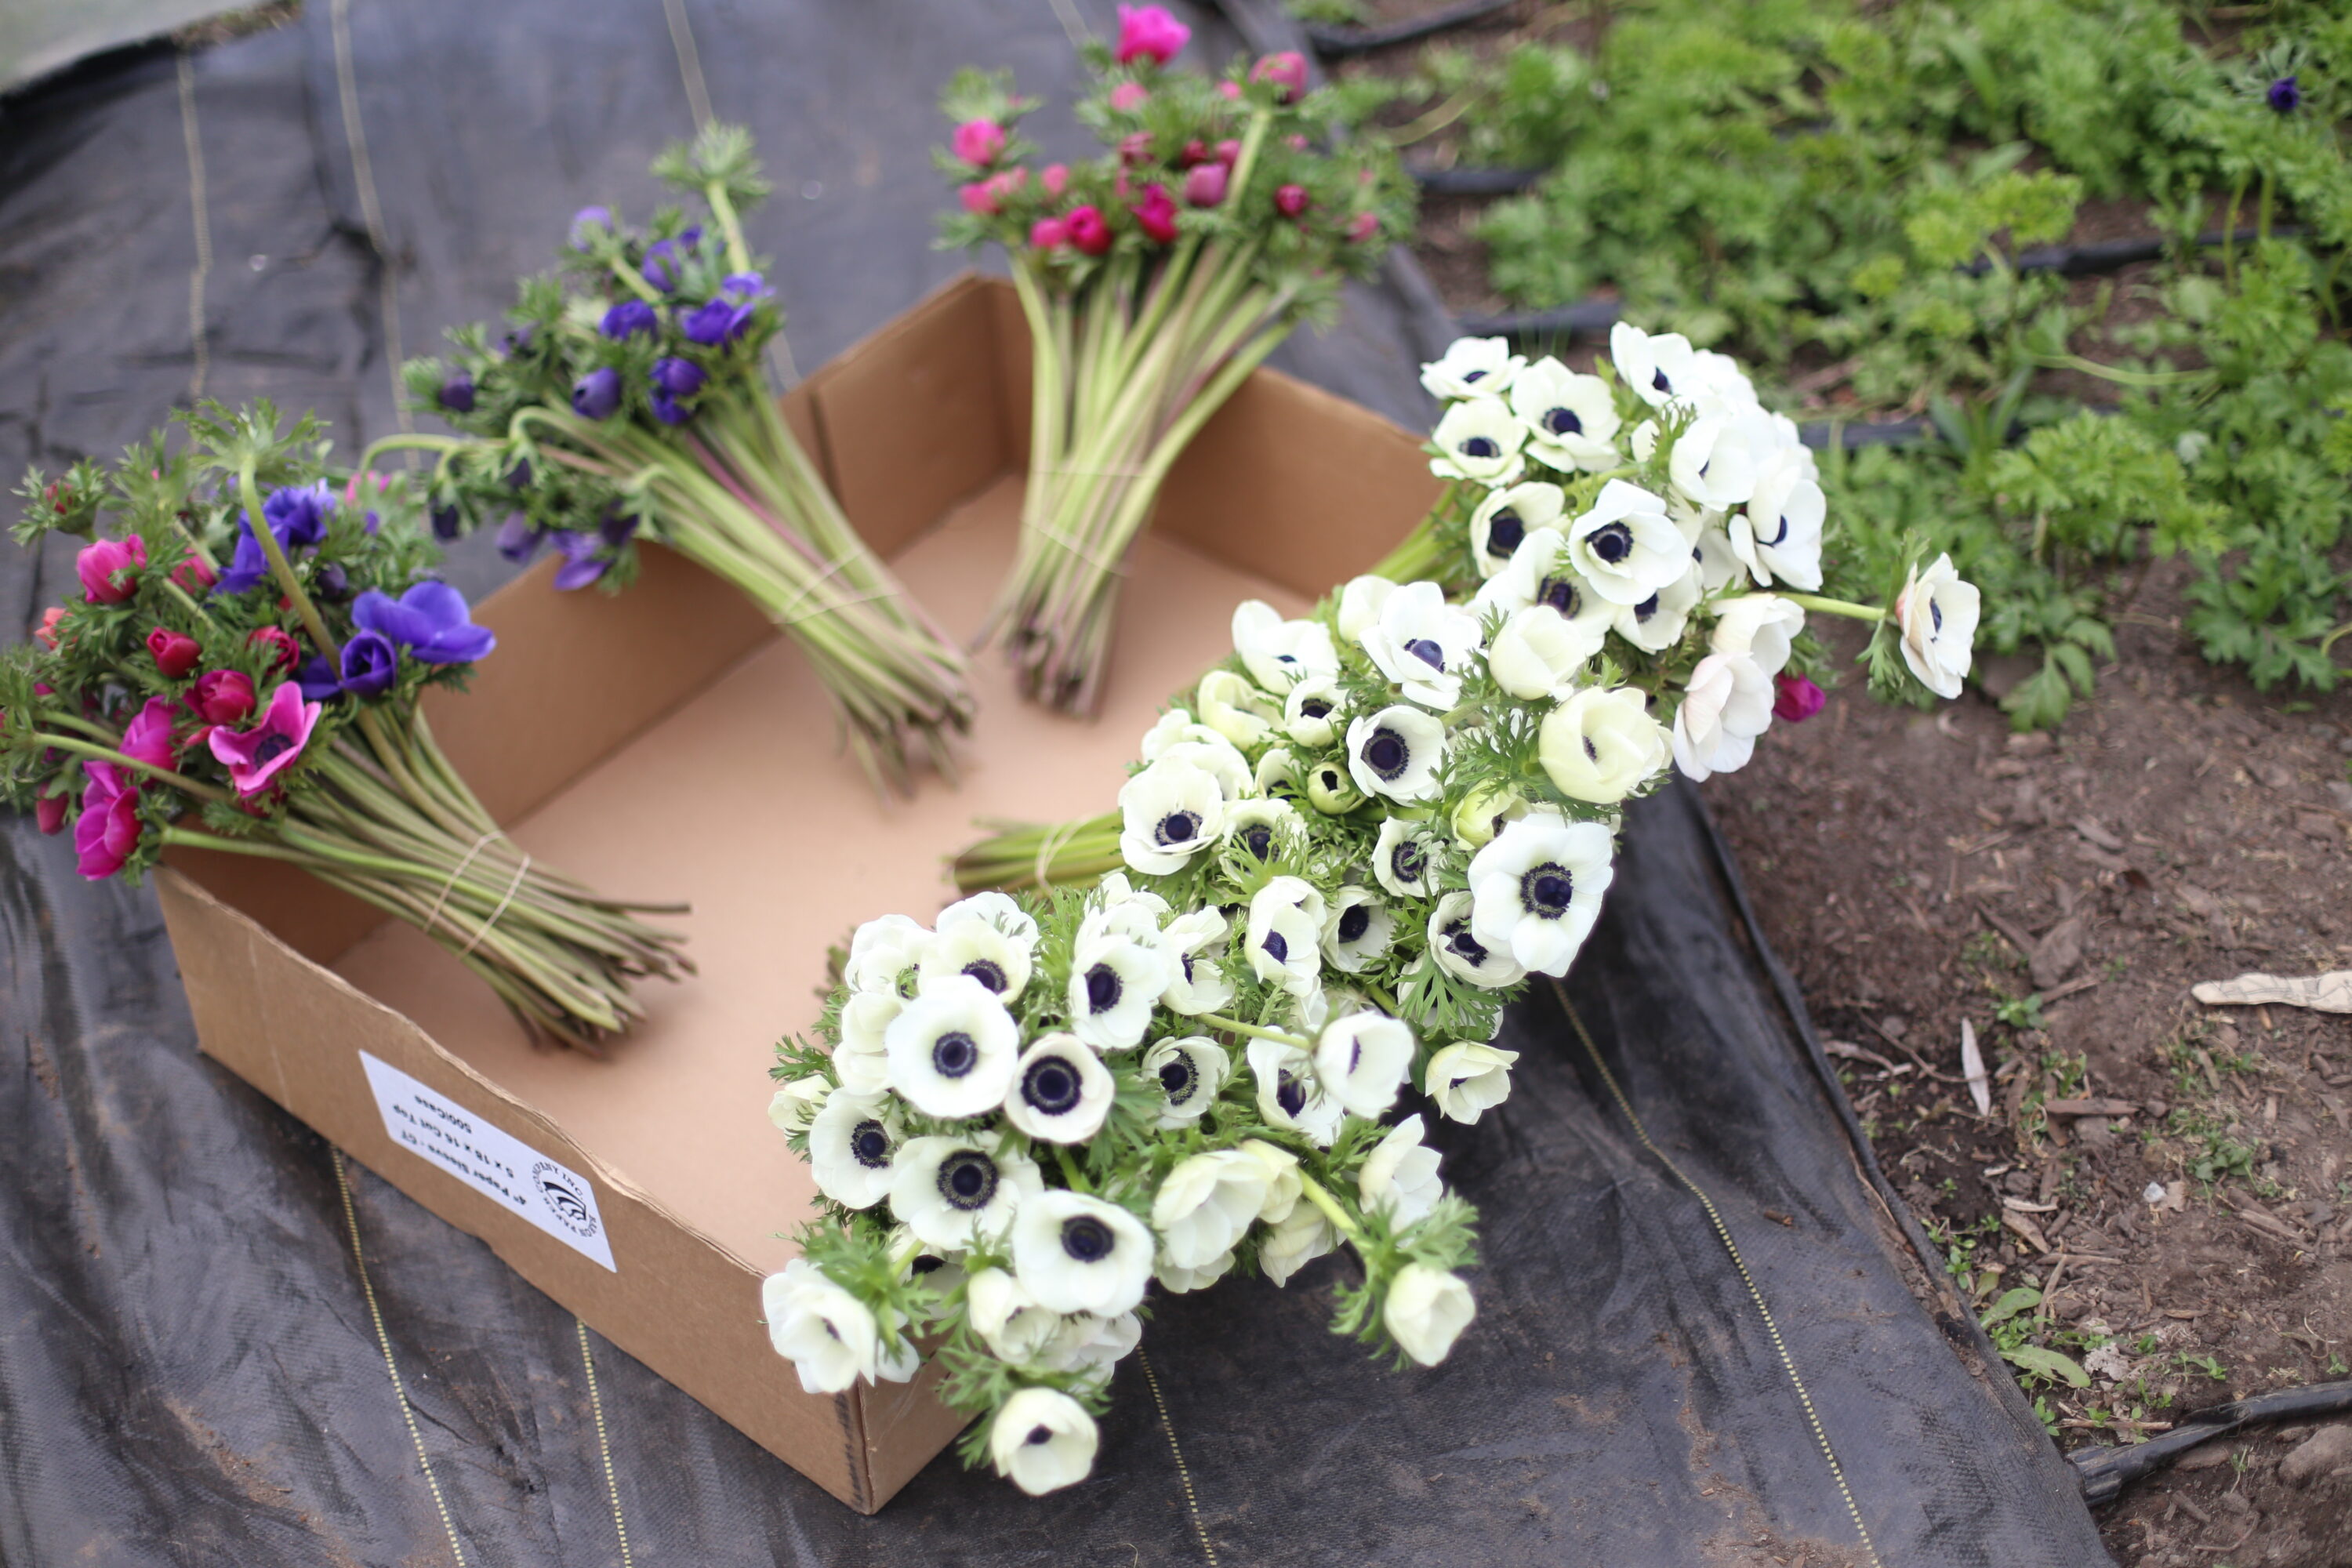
0,3,2113,1563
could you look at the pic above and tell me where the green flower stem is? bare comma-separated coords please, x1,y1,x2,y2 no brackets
1200,1014,1312,1050
162,578,217,625
706,182,753,277
235,459,339,664
1294,1173,1365,1246
1778,592,1889,622
355,434,467,474
949,812,1122,894
608,257,664,307
33,733,232,803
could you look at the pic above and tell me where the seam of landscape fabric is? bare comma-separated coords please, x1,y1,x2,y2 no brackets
328,0,412,437
576,1318,638,1568
333,1149,472,1566
175,50,212,404
1138,1346,1221,1566
1552,981,1886,1568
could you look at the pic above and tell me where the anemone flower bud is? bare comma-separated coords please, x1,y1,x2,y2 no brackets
1133,183,1179,243
171,554,216,593
1110,81,1151,113
1181,162,1228,209
959,180,1000,216
1773,672,1826,724
1219,80,1243,101
1178,139,1208,168
952,118,1007,167
1114,2,1188,65
1066,205,1114,256
35,794,67,836
2267,74,2300,114
77,535,145,604
648,357,705,424
1029,217,1069,250
571,366,623,421
432,371,474,414
1116,132,1153,168
34,607,64,648
1346,211,1379,243
568,205,612,245
338,629,400,699
640,226,702,291
1041,163,1069,198
1251,50,1308,103
145,626,200,679
245,626,299,673
600,299,659,339
430,504,463,541
185,670,256,726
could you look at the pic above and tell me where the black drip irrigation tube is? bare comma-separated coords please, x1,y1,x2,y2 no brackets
1304,0,1518,57
2071,1380,2352,1506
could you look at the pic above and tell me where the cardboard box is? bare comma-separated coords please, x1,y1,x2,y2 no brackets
154,274,1443,1512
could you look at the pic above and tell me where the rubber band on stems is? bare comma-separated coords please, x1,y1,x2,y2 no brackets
776,585,902,630
770,551,897,626
1025,519,1131,578
420,829,504,935
460,855,533,959
1032,819,1083,890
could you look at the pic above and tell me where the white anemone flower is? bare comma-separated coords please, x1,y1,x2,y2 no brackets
989,1386,1098,1497
1258,1198,1335,1287
1428,891,1528,990
1282,676,1345,746
1730,450,1826,590
1487,604,1604,699
767,1076,830,1138
1254,746,1302,795
1156,1250,1234,1293
1359,579,1486,710
1335,574,1396,643
918,915,1033,1005
1610,569,1702,654
1223,795,1302,868
1157,910,1234,1017
1428,397,1526,486
1667,405,1777,510
1672,495,1745,593
1249,1036,1345,1146
1468,481,1567,579
1693,347,1763,408
1321,885,1396,973
1011,1189,1154,1317
890,1131,1041,1250
1116,757,1225,877
1371,816,1441,898
808,1090,900,1209
1239,1138,1304,1222
1451,783,1528,851
1425,1040,1521,1123
1539,686,1671,804
1359,1114,1444,1225
1245,877,1327,996
935,889,1039,952
1196,668,1278,746
1509,358,1621,471
1231,599,1338,693
1066,924,1172,1051
1090,875,1171,941
1051,1310,1143,1388
884,974,1021,1118
1895,552,1980,700
1419,335,1523,401
1346,705,1447,804
1472,528,1617,657
1385,1264,1475,1366
832,991,898,1092
844,913,928,997
762,1259,880,1393
1710,594,1805,678
1143,1034,1228,1126
1156,735,1252,804
967,1267,1064,1365
1610,321,1706,408
1152,1149,1273,1270
1566,480,1687,606
1313,1010,1415,1118
1138,707,1225,762
1468,815,1615,976
1672,651,1774,782
1004,1033,1116,1144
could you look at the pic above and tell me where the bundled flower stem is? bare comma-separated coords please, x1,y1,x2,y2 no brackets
396,126,973,795
5,404,689,1048
937,9,1408,713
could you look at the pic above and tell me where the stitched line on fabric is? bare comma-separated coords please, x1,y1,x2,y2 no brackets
332,1149,470,1566
328,0,413,440
1549,980,1886,1568
1137,1348,1218,1566
176,52,212,402
575,1319,637,1568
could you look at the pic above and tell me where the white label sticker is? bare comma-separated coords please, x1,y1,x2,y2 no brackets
359,1051,616,1272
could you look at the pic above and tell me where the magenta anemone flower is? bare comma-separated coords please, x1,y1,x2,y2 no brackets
208,681,321,797
74,762,141,880
118,696,180,771
1114,4,1188,66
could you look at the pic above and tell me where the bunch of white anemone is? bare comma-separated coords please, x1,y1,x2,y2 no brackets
1421,327,1980,786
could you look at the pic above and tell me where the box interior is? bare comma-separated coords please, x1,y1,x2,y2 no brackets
168,274,1439,1275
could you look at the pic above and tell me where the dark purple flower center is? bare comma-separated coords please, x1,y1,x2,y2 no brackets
1392,841,1425,884
1405,637,1446,670
1588,522,1634,564
1261,931,1289,965
1022,1056,1082,1116
1363,728,1409,780
1300,697,1332,720
1652,368,1671,394
1762,513,1789,546
931,1030,978,1078
937,1149,998,1210
1085,964,1121,1014
963,959,1007,993
1157,811,1200,845
1027,1425,1055,1446
1241,823,1274,860
1461,436,1501,459
2268,74,2300,113
1633,593,1661,622
1486,510,1526,556
1060,1215,1114,1262
1276,1073,1308,1117
1583,734,1601,764
1159,1057,1196,1102
1929,601,1944,634
1538,576,1582,616
252,732,296,765
1461,368,1487,383
851,1120,891,1167
1337,903,1371,943
1446,922,1489,964
1521,862,1573,919
1543,406,1582,436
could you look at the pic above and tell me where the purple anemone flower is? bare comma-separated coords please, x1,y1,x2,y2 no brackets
352,581,496,666
680,297,757,347
213,483,336,596
550,532,611,590
648,356,706,424
601,299,659,339
572,366,624,420
641,226,703,291
496,513,547,563
569,205,613,245
430,504,463,541
338,629,399,699
295,653,343,702
2267,74,2300,113
209,681,321,797
438,372,476,413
